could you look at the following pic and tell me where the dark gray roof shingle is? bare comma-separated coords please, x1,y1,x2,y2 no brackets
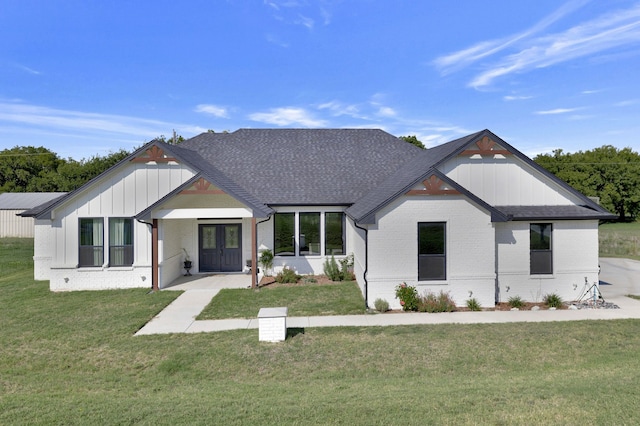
180,129,423,205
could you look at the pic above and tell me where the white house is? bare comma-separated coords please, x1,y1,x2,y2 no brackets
22,129,614,308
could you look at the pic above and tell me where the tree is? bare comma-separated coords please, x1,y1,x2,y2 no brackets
399,135,425,150
0,146,61,192
534,146,640,221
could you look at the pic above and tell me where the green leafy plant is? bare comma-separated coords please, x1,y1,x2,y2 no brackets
340,253,355,279
258,249,274,276
374,298,389,313
323,255,342,281
466,298,482,311
395,282,418,311
275,267,301,284
417,290,456,313
544,293,564,309
508,295,525,309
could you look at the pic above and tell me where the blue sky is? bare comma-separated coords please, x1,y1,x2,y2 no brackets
2,0,640,160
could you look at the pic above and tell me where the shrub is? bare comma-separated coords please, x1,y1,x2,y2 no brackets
417,290,456,313
258,249,274,276
544,293,563,308
275,267,301,284
466,298,482,311
374,298,389,313
508,295,525,309
395,282,418,311
323,256,342,281
302,275,317,284
323,254,355,281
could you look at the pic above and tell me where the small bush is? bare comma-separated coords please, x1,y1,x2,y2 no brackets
466,298,482,311
508,295,525,309
544,293,563,308
323,256,342,281
374,298,389,313
417,290,456,313
302,275,317,284
395,282,418,311
275,267,301,284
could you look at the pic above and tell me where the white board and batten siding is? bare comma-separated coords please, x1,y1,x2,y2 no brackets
440,155,583,206
366,195,497,309
40,161,197,290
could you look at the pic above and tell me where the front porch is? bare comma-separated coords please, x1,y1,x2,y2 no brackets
163,272,252,291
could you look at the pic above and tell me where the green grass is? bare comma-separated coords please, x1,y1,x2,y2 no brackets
3,238,640,424
600,221,640,260
197,281,366,319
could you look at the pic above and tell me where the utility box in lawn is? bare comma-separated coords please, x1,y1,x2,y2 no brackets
258,307,288,342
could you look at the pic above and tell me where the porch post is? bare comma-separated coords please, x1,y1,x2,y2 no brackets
251,217,257,288
152,219,159,291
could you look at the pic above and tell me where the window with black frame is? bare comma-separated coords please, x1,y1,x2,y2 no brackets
418,222,446,280
530,223,552,274
79,218,104,267
109,218,133,266
274,213,295,256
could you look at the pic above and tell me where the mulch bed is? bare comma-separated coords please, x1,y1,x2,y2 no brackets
258,274,339,288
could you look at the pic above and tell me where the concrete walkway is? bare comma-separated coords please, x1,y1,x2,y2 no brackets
134,259,640,336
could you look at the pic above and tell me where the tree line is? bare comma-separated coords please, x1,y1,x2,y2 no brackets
534,146,640,222
1,138,637,222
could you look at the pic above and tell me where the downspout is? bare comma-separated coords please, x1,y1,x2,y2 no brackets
255,215,273,287
353,220,369,309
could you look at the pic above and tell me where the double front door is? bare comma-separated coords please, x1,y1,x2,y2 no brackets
198,224,242,272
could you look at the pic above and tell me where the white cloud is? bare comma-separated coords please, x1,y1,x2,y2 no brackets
614,99,639,107
194,104,229,118
296,14,314,30
248,107,327,127
534,107,579,115
504,95,533,101
433,0,588,73
434,1,640,88
0,101,203,140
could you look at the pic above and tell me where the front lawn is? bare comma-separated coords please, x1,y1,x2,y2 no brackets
600,221,640,260
2,238,640,424
197,281,366,319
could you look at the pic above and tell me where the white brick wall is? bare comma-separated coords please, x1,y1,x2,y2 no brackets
258,307,288,342
366,196,496,309
496,220,600,303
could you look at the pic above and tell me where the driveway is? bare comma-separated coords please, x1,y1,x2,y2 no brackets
599,257,640,298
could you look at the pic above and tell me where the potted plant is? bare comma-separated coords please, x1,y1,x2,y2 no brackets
183,248,192,276
259,249,274,276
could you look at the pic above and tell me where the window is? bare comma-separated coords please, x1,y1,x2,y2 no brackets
273,211,346,256
79,218,104,267
418,222,446,280
530,223,552,274
299,213,320,255
109,218,133,266
274,213,295,255
325,212,345,255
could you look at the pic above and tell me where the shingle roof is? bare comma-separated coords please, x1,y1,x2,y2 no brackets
0,192,67,210
179,129,423,205
495,205,616,221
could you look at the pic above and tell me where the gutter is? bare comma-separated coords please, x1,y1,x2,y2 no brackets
255,215,273,286
353,220,369,310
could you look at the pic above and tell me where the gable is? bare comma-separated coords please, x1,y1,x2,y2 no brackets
440,134,584,206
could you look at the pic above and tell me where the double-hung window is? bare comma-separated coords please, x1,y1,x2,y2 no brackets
418,222,446,280
109,218,134,266
79,218,104,267
530,223,552,274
